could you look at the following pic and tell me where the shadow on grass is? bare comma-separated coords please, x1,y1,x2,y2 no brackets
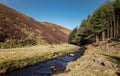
102,54,120,65
102,54,120,76
116,72,120,76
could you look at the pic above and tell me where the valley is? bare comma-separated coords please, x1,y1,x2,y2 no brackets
0,0,120,76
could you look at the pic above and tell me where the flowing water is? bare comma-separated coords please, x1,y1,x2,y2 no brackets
3,48,85,76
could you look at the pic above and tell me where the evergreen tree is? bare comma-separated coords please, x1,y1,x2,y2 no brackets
68,27,78,44
68,0,120,45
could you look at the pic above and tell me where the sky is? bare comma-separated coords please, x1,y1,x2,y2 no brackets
0,0,107,30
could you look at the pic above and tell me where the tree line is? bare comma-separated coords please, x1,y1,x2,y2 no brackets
69,0,120,45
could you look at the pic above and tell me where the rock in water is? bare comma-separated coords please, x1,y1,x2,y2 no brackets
69,53,74,56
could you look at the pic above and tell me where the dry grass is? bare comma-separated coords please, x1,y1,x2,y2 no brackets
56,44,120,76
0,44,79,73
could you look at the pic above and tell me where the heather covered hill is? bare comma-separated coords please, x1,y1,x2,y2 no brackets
41,22,71,44
0,3,71,48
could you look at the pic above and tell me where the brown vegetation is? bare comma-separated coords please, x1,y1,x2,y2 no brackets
0,3,71,48
56,42,120,76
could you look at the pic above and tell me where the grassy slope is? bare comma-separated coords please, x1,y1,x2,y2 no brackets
56,42,120,76
0,44,79,73
0,3,71,48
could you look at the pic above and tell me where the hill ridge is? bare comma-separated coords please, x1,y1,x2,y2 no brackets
0,3,71,48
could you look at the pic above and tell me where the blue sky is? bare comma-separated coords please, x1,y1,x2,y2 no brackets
0,0,107,30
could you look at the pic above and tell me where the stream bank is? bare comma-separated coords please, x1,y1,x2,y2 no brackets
3,47,85,76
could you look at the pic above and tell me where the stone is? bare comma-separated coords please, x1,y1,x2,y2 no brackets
50,66,56,70
103,60,112,67
69,53,74,56
93,59,104,66
92,53,99,57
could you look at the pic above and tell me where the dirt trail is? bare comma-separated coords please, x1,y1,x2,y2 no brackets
2,47,85,76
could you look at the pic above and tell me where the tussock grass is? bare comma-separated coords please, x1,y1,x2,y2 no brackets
0,44,79,73
56,44,119,76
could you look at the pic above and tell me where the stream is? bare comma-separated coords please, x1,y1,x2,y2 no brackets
3,47,85,76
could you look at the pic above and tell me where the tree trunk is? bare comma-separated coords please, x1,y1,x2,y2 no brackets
116,17,119,35
110,18,113,39
107,24,110,40
102,31,105,41
96,34,99,42
113,14,116,37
